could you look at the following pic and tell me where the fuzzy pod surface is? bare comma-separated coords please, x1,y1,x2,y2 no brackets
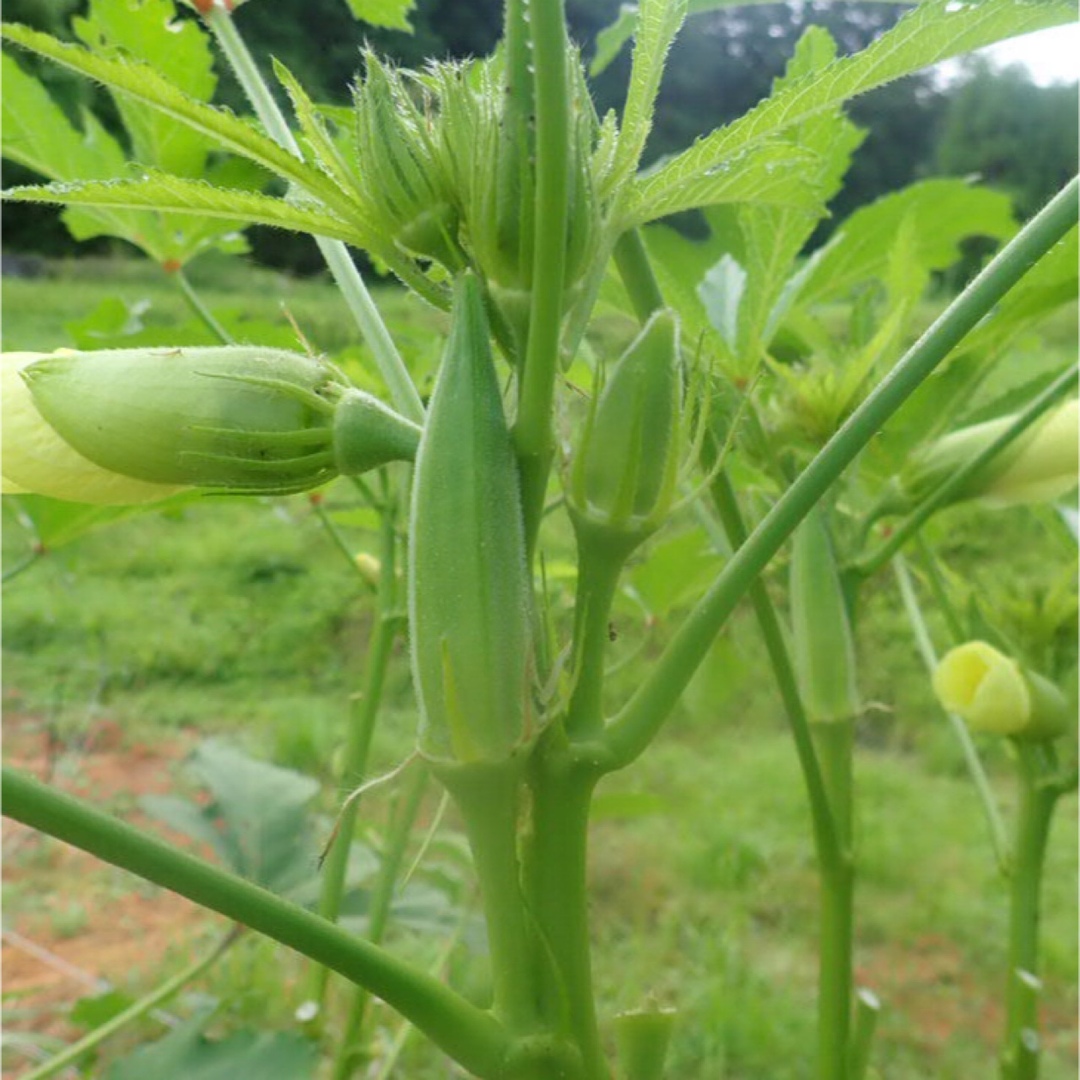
408,275,531,762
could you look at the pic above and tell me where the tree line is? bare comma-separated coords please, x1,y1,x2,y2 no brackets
3,0,1076,273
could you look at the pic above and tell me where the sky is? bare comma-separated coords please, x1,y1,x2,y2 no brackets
975,22,1080,85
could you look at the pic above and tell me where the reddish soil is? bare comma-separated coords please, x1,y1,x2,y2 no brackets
2,710,215,1077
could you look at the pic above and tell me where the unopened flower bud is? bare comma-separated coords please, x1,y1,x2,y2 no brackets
2,351,182,504
890,400,1078,514
5,347,420,503
570,310,682,535
933,641,1070,741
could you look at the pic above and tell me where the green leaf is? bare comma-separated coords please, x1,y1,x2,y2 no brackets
140,740,320,895
633,0,1077,219
70,989,137,1031
798,179,1016,308
610,0,687,194
343,0,416,32
4,172,373,248
710,28,866,371
0,23,363,224
623,138,819,227
1,51,159,250
273,59,360,197
5,492,195,551
73,0,217,178
105,1009,319,1080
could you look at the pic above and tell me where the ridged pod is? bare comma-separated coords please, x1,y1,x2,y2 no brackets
789,508,860,724
570,310,681,535
15,347,420,497
408,275,531,762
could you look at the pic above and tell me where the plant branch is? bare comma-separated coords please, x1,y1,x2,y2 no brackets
173,267,233,344
203,7,423,424
1,766,511,1078
600,177,1079,769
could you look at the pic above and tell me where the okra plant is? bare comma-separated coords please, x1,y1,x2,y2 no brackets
2,0,1077,1077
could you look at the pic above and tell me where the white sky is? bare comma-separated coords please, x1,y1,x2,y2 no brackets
975,22,1080,85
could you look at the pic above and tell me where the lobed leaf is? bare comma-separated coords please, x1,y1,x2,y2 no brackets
0,22,365,224
4,173,373,248
344,0,416,32
632,0,1077,219
623,139,819,227
610,0,688,195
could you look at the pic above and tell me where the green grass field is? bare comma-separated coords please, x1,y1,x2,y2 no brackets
2,259,1077,1078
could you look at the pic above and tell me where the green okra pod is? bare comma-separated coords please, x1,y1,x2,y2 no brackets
408,275,532,762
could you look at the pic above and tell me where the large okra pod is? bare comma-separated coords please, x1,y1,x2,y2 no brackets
408,275,531,762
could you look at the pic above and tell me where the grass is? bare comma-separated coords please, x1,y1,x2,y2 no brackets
2,258,1077,1078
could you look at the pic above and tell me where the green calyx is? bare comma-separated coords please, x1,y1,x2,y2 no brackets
352,53,464,270
23,347,420,495
408,274,532,764
570,310,682,537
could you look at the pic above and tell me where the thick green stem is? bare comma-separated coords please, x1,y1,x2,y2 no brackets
203,7,423,424
848,989,881,1080
1000,749,1058,1080
856,365,1079,577
523,751,607,1079
173,267,233,344
437,761,540,1035
601,177,1079,770
331,767,429,1080
514,0,570,563
814,721,855,1080
1,766,510,1078
310,503,401,1007
892,553,1011,871
565,529,635,740
23,929,238,1080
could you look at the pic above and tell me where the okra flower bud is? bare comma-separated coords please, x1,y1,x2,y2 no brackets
4,347,420,503
353,54,463,269
2,351,182,504
889,400,1078,514
933,641,1070,741
569,311,682,536
408,275,531,763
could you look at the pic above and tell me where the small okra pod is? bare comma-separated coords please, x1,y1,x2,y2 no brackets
789,508,860,724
